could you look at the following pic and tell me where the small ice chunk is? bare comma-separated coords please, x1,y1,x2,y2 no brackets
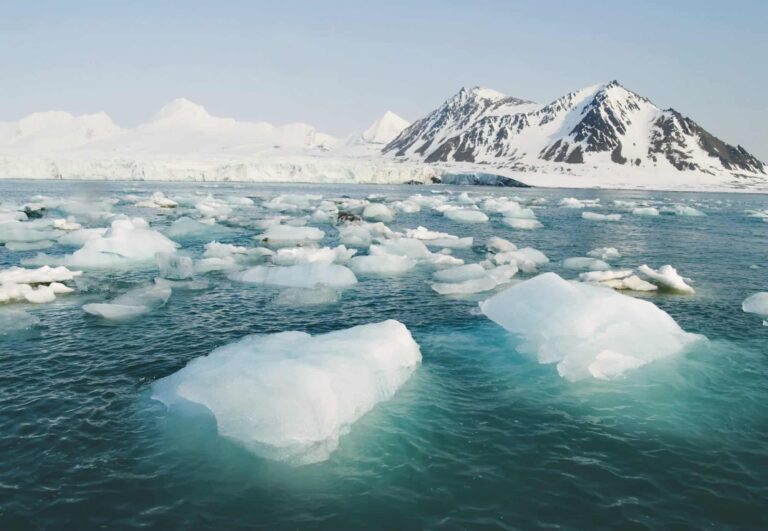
231,264,357,289
57,228,107,247
83,282,172,321
5,240,54,252
431,265,518,295
374,238,433,260
349,254,415,276
502,218,542,230
258,224,325,246
579,270,657,292
559,197,600,208
273,245,356,266
443,208,489,224
362,203,394,222
156,253,195,280
587,247,621,261
486,236,517,253
0,265,82,285
479,273,701,381
637,264,695,294
165,217,234,241
582,212,621,221
151,319,422,464
742,292,768,318
135,191,178,209
433,264,487,283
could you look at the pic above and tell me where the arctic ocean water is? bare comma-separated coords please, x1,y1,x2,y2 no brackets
1,180,767,529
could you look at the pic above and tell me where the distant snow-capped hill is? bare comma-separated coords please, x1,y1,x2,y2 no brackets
0,111,122,152
384,81,765,176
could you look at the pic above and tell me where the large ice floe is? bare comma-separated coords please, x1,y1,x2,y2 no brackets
637,264,695,294
151,320,422,464
479,273,701,381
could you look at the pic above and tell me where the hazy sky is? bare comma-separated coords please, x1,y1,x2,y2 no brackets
2,0,766,158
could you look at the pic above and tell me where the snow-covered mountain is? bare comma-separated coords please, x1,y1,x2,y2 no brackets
361,111,410,144
0,84,765,190
385,81,765,177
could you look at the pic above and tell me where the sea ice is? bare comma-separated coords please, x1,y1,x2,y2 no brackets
82,282,172,321
258,224,325,246
273,245,356,266
502,218,542,230
0,309,40,335
479,273,701,381
443,208,489,224
582,212,621,221
165,217,235,241
632,207,660,216
151,319,422,464
361,203,394,222
637,264,695,294
563,257,611,271
742,292,768,322
431,265,517,295
587,247,621,261
231,264,357,289
349,254,415,276
274,287,341,306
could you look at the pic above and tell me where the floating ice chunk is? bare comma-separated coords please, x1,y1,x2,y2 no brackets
195,195,231,218
135,192,178,209
391,200,420,213
0,265,82,284
559,197,600,208
632,207,660,217
582,212,621,221
274,287,341,306
492,247,549,273
194,257,239,274
264,193,323,213
57,228,107,247
443,208,489,224
349,253,415,276
433,264,487,283
0,282,71,304
428,254,464,267
362,203,394,222
431,265,518,295
587,247,621,261
637,264,694,294
667,205,705,217
741,293,768,321
0,310,40,335
151,320,421,464
29,217,178,269
5,240,54,252
579,270,657,292
231,264,357,289
258,224,325,246
203,241,250,258
165,217,235,241
273,245,356,266
156,253,195,280
486,236,517,253
0,220,60,243
563,257,611,271
52,218,82,231
502,218,542,230
404,226,471,249
374,238,433,260
83,282,172,321
479,273,701,381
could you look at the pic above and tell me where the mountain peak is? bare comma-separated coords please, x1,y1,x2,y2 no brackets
153,98,213,123
362,111,410,144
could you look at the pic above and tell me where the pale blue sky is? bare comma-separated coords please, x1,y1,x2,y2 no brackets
2,0,766,158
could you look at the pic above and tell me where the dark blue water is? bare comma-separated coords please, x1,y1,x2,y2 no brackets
1,180,767,529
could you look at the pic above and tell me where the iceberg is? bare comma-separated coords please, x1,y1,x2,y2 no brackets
742,292,768,324
349,254,415,276
479,273,701,380
151,320,422,464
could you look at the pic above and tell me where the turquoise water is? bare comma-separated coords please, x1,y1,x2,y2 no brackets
1,180,767,529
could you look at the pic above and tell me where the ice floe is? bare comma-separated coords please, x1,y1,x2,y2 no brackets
231,264,357,289
151,319,422,464
742,292,768,325
479,273,701,380
582,212,621,221
82,281,172,321
637,264,695,294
